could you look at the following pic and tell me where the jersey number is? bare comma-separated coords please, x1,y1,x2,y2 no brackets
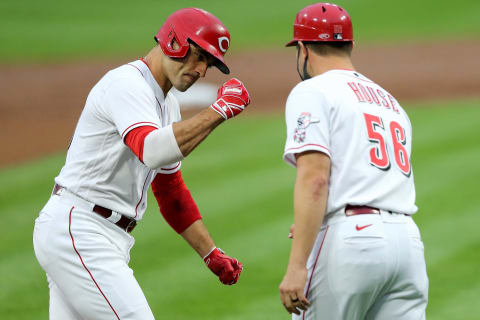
363,113,411,176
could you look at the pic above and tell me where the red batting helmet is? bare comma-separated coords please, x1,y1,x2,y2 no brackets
155,8,231,74
286,3,353,47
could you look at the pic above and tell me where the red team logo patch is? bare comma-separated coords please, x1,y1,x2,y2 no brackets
294,112,320,143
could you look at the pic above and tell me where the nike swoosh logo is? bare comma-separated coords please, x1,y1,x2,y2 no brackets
356,224,373,231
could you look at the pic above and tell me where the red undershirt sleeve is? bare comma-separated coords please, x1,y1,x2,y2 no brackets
124,125,157,163
151,170,202,234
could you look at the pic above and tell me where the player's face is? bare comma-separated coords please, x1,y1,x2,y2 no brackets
168,43,215,92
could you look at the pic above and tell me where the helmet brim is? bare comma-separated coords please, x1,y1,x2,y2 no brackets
214,60,230,74
285,40,298,47
190,37,230,74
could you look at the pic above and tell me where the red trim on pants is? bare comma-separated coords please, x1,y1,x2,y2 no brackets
303,226,329,320
68,206,121,319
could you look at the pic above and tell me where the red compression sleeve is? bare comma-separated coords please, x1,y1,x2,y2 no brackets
151,170,202,234
124,126,157,163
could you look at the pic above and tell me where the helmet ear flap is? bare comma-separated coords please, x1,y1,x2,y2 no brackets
166,26,189,54
157,25,190,58
166,27,179,52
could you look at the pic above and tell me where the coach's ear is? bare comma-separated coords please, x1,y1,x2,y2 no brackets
297,41,308,59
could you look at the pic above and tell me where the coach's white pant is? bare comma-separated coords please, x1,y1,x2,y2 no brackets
33,191,155,320
294,211,428,320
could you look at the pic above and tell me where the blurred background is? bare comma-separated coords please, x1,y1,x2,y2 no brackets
1,0,479,319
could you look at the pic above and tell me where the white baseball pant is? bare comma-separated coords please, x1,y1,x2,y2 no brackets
294,210,428,320
33,189,155,319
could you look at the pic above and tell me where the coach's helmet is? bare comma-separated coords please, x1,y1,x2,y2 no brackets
286,3,353,47
155,8,231,74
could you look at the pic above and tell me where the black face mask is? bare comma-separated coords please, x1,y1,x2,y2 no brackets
296,45,312,81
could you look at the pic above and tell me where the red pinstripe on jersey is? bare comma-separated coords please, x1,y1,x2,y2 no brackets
303,226,329,320
127,61,164,117
128,62,145,78
285,143,330,153
68,206,120,319
121,122,159,138
140,57,149,69
135,171,152,219
161,162,181,171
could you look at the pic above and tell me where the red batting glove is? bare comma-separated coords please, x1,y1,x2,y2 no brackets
203,247,243,285
210,78,251,120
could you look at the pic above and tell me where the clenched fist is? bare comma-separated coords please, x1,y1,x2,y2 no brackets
204,247,243,285
210,78,251,119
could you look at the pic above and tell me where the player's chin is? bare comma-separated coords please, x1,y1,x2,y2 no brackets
174,82,192,92
175,76,197,92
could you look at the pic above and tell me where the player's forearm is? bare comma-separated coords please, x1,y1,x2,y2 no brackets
180,219,216,258
172,108,225,157
288,173,328,268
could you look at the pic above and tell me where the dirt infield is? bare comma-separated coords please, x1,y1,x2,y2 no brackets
1,40,479,168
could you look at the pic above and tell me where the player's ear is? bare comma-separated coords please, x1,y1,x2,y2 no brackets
297,41,308,58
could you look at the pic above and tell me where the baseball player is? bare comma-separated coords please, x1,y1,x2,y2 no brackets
33,8,249,319
278,3,428,319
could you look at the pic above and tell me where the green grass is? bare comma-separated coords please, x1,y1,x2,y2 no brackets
1,99,480,319
1,0,479,62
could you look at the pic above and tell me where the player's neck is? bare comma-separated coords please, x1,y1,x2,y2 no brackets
310,55,355,76
144,47,172,96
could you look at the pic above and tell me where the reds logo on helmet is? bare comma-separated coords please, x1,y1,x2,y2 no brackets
218,36,230,53
155,8,231,74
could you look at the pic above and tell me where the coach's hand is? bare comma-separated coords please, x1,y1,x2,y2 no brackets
288,224,295,239
210,78,251,119
279,266,310,315
204,247,243,285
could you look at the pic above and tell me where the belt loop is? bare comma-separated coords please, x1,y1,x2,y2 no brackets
106,211,122,223
52,183,64,196
126,220,136,233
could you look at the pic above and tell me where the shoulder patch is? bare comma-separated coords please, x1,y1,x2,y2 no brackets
293,112,320,143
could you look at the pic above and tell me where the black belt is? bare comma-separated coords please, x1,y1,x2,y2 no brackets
345,205,381,216
53,184,137,233
344,205,407,217
92,205,137,233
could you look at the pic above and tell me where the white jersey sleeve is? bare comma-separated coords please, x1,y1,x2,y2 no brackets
284,82,331,167
102,75,161,140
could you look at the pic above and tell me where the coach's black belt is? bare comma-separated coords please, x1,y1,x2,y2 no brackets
344,205,406,217
345,205,381,216
53,184,137,233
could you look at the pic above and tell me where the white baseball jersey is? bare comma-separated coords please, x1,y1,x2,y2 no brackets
284,69,417,215
55,59,181,220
